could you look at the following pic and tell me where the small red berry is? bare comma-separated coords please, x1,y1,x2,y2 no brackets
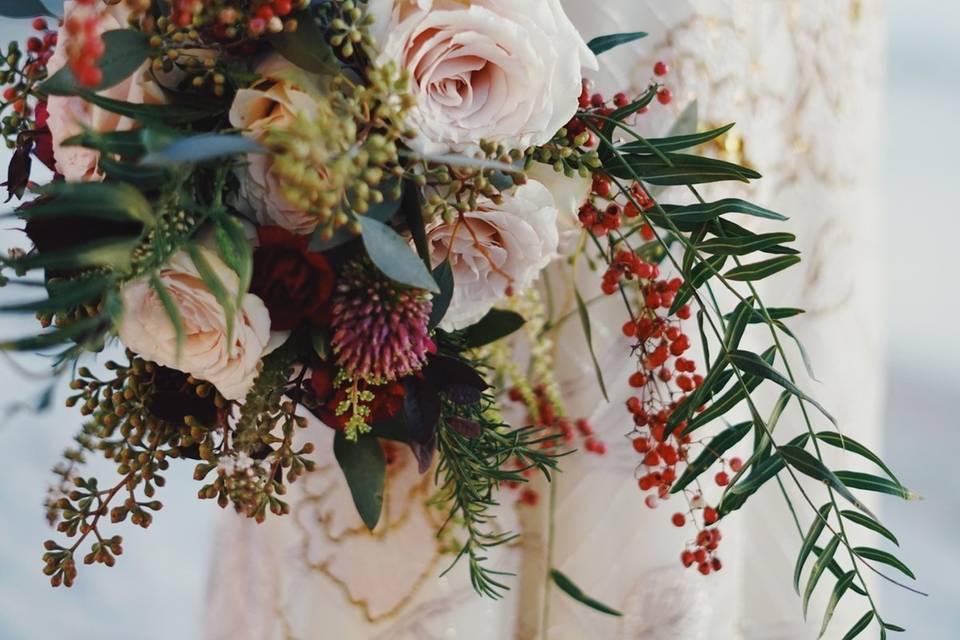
714,471,730,487
657,88,673,105
703,506,718,525
729,457,743,472
653,60,669,76
613,92,629,108
32,17,48,31
671,512,686,527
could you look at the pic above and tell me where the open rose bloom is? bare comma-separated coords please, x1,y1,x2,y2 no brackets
0,2,908,636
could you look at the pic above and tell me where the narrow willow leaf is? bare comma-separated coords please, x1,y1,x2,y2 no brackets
853,547,916,579
462,309,525,349
778,445,878,520
883,623,906,632
575,288,608,401
600,88,658,144
187,245,237,350
727,349,837,426
360,217,439,293
659,199,788,226
774,319,818,381
428,261,454,329
724,255,801,282
668,254,727,315
550,569,622,616
820,571,857,638
794,503,832,593
333,432,386,530
10,237,141,273
213,215,253,313
98,155,172,190
834,471,920,500
268,10,338,74
150,274,185,361
605,153,761,185
727,454,784,496
816,432,903,486
0,0,57,17
616,123,735,154
700,232,796,256
803,535,840,617
586,31,647,55
682,346,776,435
28,181,155,226
672,421,751,492
811,544,868,597
715,218,798,254
0,276,111,313
41,30,151,94
141,133,265,166
842,611,875,640
68,89,217,124
667,358,732,430
724,297,756,350
840,510,899,546
733,307,806,324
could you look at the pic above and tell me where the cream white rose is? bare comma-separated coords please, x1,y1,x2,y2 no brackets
426,180,559,330
229,54,323,235
368,0,598,154
118,248,272,401
526,162,591,256
45,1,164,182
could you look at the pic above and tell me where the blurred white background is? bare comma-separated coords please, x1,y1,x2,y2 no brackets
0,2,957,638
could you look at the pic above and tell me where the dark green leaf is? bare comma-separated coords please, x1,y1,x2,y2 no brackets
0,0,57,17
10,237,141,273
605,152,761,185
309,188,400,251
840,510,899,546
853,547,915,579
815,432,902,486
616,124,735,154
574,287,608,401
682,347,776,435
98,155,174,190
333,432,386,530
212,215,254,313
586,32,647,55
428,261,454,329
813,544,868,597
795,503,831,593
724,255,801,282
0,276,111,313
463,309,525,349
654,199,788,228
834,471,920,500
730,307,805,324
0,315,105,351
672,422,751,492
65,89,218,124
803,534,840,617
727,349,836,426
668,254,727,315
187,245,237,347
268,11,338,74
727,454,785,497
820,571,858,638
140,134,264,166
550,569,622,616
150,274,185,360
842,611,875,640
360,216,439,293
24,181,155,226
883,623,906,632
41,30,152,94
778,444,878,520
700,232,796,256
723,297,756,350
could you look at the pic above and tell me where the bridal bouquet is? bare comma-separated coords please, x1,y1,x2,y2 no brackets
0,0,918,636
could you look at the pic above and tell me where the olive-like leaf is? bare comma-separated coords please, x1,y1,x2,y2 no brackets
700,232,796,256
616,123,735,154
140,133,265,166
819,571,858,638
149,273,185,361
586,31,647,55
852,547,916,580
778,444,878,520
840,510,899,546
0,0,58,17
727,349,836,426
803,534,840,617
575,287,608,401
724,255,801,282
833,471,920,501
428,261,454,329
842,611,875,640
815,431,902,486
550,569,622,616
333,432,386,531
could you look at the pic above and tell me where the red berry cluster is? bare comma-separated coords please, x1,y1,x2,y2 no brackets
63,0,108,88
505,385,603,506
1,18,57,120
680,503,723,575
172,0,297,37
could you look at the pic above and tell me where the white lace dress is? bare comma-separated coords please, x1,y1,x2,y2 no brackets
204,2,885,638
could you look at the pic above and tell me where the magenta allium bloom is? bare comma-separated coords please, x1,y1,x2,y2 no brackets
331,260,435,381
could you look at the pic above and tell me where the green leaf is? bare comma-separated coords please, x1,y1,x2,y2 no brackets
41,30,153,94
727,349,836,426
852,547,915,579
795,503,831,593
0,315,105,351
672,422,751,493
724,255,801,282
700,232,796,256
605,153,761,186
309,188,401,251
10,237,141,273
654,199,788,228
803,534,840,617
842,611,875,640
150,274,185,361
212,215,253,313
333,432,386,531
0,0,57,19
462,309,525,349
883,623,906,633
778,444,878,520
728,454,785,496
187,245,237,349
815,432,902,486
360,216,439,293
616,124,735,154
549,569,622,616
24,181,155,226
682,346,776,435
723,297,756,350
731,307,805,324
834,471,920,500
574,287,608,401
140,133,264,166
0,276,112,313
586,32,647,55
668,254,727,315
428,261,454,329
64,89,218,124
820,571,858,638
268,11,338,74
840,510,899,546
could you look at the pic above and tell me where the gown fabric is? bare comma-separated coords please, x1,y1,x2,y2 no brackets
204,2,885,638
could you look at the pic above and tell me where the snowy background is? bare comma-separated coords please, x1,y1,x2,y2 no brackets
0,1,958,638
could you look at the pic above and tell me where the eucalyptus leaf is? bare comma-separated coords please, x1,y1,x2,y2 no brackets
140,134,265,166
360,216,439,293
333,432,386,531
268,11,339,74
550,569,622,617
309,190,401,251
